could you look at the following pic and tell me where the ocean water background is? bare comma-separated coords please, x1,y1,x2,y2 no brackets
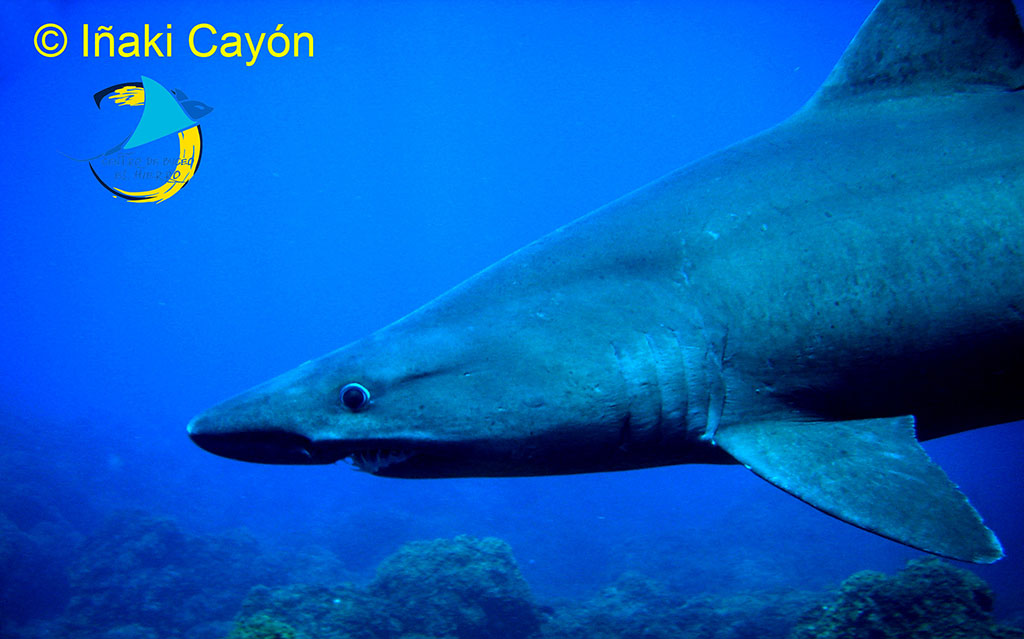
2,0,1022,627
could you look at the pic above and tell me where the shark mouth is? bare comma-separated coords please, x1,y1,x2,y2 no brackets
344,448,416,473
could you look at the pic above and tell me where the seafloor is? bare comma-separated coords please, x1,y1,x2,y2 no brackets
3,509,1022,639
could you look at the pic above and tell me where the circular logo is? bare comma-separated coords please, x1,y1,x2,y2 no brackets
80,77,213,204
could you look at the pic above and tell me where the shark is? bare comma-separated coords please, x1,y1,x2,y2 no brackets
188,0,1024,564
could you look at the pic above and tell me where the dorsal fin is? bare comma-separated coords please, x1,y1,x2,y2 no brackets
810,0,1024,106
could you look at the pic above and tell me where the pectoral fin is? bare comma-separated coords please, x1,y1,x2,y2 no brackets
713,416,1003,563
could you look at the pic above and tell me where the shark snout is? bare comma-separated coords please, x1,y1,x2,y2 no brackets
187,412,325,464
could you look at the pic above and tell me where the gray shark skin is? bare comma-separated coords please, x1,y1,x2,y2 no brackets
189,0,1024,564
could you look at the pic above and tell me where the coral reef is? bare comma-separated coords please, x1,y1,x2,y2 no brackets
226,613,300,639
541,571,823,639
231,583,396,639
790,558,1024,639
369,535,540,639
228,539,1024,639
229,535,540,639
0,509,80,625
4,504,1024,639
62,510,283,639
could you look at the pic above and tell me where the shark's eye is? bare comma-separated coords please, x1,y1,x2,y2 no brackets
340,383,371,412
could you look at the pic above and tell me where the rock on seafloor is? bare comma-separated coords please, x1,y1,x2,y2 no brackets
229,535,541,639
539,571,824,639
791,558,1024,639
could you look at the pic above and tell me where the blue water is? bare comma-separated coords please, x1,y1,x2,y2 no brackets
2,0,1022,626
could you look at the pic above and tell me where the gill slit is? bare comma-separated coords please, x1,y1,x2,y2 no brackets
610,340,636,451
643,332,666,439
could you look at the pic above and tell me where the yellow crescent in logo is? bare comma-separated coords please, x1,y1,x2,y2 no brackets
90,126,203,204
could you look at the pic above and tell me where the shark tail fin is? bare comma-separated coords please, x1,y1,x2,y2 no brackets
809,0,1024,106
714,416,1004,564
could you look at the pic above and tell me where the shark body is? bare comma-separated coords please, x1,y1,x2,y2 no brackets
189,0,1024,564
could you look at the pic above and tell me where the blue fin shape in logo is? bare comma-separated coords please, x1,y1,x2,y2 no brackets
124,76,197,150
